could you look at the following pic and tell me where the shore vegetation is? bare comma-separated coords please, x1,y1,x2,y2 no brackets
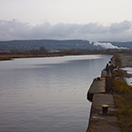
106,53,132,132
0,46,130,61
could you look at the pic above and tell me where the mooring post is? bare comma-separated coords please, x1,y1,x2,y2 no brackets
102,104,108,114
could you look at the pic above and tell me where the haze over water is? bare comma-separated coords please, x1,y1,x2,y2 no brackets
0,55,111,132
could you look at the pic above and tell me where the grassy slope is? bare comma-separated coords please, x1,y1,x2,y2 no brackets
106,54,132,132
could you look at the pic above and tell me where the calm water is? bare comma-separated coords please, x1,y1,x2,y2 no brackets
0,55,111,132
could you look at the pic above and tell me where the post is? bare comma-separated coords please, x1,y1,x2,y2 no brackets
102,104,108,114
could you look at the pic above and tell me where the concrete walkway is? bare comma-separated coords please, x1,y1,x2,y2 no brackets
101,68,111,77
87,77,105,101
86,66,122,132
86,94,122,132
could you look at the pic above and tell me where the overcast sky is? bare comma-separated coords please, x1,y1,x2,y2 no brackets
0,0,132,41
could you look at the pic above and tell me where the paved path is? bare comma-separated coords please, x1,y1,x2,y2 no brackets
86,94,122,132
87,77,105,101
88,77,105,94
101,69,111,77
86,56,122,132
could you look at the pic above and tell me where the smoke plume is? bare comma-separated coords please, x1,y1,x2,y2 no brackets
93,42,128,49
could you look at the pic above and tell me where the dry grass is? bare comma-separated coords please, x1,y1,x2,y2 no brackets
0,55,12,60
114,93,132,132
0,54,65,61
114,53,122,67
106,54,132,132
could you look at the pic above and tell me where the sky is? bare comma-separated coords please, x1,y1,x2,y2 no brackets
0,0,132,41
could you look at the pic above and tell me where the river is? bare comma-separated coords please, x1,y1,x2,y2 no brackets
0,55,111,132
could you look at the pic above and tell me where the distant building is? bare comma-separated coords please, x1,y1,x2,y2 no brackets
49,49,60,53
0,50,11,53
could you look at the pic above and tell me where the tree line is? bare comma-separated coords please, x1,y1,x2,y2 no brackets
0,46,131,55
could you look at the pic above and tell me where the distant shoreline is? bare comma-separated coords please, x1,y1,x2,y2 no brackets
0,54,65,61
0,53,103,61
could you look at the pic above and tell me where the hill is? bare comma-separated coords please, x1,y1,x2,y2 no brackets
0,39,132,50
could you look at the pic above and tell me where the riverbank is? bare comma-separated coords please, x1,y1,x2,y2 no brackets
87,53,132,132
0,53,108,61
86,56,122,132
112,53,132,131
0,54,66,61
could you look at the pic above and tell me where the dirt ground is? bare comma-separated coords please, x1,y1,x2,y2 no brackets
119,53,132,78
120,53,132,67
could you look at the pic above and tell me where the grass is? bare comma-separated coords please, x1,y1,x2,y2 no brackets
114,53,122,67
106,54,132,132
114,93,132,132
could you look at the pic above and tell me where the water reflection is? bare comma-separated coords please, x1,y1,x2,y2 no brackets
0,55,111,132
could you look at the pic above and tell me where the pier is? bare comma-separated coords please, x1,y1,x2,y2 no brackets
87,77,105,101
86,57,122,132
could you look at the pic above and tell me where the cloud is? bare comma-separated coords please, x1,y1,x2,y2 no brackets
0,19,132,41
109,21,132,33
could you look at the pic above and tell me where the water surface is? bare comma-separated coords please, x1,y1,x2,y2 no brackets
0,55,111,132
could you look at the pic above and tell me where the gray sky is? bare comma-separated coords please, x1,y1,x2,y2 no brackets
0,0,132,41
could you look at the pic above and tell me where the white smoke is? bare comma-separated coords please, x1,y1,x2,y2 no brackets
89,41,92,45
93,42,128,49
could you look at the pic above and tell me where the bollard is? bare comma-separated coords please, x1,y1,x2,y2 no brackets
102,104,108,114
97,77,100,80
